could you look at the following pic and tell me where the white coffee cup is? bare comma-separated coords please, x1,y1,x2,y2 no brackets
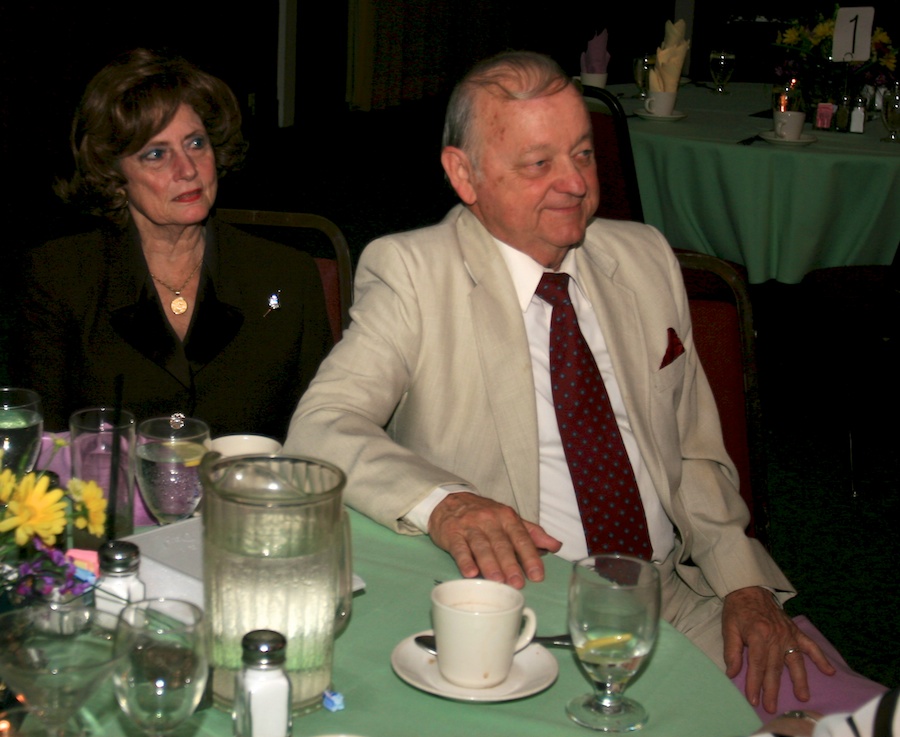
644,90,677,116
773,110,806,140
208,434,282,457
580,72,608,89
431,579,537,688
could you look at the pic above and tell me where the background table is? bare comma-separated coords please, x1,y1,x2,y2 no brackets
81,510,762,737
605,82,900,283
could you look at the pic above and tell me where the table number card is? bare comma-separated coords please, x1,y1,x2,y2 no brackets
832,7,875,62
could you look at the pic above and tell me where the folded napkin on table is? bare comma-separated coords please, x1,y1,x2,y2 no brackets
581,29,611,74
649,19,690,92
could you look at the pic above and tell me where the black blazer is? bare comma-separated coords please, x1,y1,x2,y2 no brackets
11,217,333,440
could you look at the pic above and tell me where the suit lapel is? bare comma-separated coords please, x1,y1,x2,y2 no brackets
105,221,244,388
574,245,665,499
456,211,541,521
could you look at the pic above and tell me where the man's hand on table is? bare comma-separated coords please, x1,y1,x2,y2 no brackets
427,492,562,589
723,586,836,714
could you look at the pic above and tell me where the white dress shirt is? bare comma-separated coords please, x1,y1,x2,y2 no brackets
407,239,675,563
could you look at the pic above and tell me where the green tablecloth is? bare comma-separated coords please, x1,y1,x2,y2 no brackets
604,83,900,283
78,509,761,737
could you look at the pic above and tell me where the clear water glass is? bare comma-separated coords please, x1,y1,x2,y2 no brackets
136,415,210,524
881,83,900,142
709,51,736,94
0,387,43,475
566,554,661,732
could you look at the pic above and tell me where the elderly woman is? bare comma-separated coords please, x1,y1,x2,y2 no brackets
10,49,332,439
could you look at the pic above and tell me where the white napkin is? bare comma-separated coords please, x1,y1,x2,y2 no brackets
649,20,690,93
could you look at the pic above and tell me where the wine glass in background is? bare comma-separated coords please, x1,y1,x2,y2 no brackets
0,388,43,474
632,55,655,99
565,554,661,732
0,604,125,737
709,51,736,94
881,82,900,142
113,598,208,737
136,415,211,524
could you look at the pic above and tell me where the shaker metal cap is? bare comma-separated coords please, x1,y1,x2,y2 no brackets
241,629,288,666
98,540,141,574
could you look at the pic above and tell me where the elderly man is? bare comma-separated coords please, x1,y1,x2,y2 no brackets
284,51,833,711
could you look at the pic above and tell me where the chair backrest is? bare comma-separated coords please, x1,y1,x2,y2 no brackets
676,251,768,544
582,85,644,223
216,209,353,343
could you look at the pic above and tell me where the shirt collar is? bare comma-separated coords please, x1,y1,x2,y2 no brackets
492,238,584,312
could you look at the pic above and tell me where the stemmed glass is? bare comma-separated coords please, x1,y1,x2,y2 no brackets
113,598,208,737
0,388,43,475
709,51,736,94
566,554,661,732
880,83,900,142
136,415,211,524
0,604,125,737
632,55,654,99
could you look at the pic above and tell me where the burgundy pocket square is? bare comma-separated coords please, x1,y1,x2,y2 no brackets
659,328,685,369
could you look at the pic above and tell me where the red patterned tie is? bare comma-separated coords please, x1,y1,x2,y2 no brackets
537,272,652,559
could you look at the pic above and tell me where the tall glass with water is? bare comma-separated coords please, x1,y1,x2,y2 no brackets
0,388,43,474
199,452,349,715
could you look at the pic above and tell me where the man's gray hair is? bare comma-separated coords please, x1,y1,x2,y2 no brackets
442,51,572,164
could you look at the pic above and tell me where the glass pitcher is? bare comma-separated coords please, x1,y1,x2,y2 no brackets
199,452,350,714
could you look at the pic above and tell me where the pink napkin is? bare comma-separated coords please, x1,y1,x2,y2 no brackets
730,615,887,721
581,29,611,74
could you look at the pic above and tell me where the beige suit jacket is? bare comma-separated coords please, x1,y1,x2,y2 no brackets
286,205,793,603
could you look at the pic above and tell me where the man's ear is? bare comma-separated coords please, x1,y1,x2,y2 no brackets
441,146,477,205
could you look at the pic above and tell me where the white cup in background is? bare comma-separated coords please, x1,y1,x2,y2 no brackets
208,434,282,457
773,110,806,140
580,72,608,89
644,90,677,116
431,579,537,688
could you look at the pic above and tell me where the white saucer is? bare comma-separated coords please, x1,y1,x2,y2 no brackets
634,108,687,122
758,130,817,146
390,630,559,702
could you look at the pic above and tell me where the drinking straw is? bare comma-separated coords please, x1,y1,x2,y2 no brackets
106,374,124,541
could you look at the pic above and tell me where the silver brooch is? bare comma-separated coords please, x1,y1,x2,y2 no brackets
264,290,282,317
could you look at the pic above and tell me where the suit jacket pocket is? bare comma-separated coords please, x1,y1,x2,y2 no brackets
652,353,685,394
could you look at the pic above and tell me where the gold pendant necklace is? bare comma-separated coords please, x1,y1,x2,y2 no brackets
150,258,203,315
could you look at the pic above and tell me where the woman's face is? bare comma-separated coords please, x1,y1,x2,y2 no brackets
119,104,218,234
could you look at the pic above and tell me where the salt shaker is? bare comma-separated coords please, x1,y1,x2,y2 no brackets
850,97,867,133
94,540,145,616
233,630,292,737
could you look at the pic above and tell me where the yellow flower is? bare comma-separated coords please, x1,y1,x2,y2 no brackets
71,479,107,538
781,27,801,46
872,29,891,46
811,20,835,42
0,473,68,547
884,50,897,72
0,468,16,503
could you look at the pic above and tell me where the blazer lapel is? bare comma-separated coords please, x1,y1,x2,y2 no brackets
457,211,541,521
574,246,666,500
105,222,244,388
183,276,243,370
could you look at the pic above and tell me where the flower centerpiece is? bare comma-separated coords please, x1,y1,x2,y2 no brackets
0,441,107,604
774,7,897,108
